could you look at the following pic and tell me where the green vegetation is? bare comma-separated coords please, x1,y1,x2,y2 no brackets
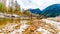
0,1,21,15
0,3,7,12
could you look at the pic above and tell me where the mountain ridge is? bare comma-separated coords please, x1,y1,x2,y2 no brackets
28,8,42,14
42,4,60,17
28,4,60,17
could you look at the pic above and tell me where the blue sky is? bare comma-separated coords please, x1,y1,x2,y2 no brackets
6,0,60,10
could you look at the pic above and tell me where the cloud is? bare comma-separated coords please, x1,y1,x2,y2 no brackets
17,0,60,10
6,0,60,10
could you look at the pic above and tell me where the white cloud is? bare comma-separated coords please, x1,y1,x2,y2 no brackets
17,0,60,10
6,0,60,10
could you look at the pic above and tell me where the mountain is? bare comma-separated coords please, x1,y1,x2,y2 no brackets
42,4,60,17
27,4,60,17
28,8,42,15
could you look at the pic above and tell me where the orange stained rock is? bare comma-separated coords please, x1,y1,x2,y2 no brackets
15,32,20,34
15,24,21,30
23,31,31,34
29,25,37,31
4,32,8,34
0,33,4,34
34,31,42,34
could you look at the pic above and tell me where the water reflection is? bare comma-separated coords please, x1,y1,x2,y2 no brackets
0,17,20,28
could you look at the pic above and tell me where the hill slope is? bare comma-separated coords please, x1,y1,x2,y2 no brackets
28,8,42,15
42,4,60,17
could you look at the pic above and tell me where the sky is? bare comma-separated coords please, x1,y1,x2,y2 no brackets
7,0,60,10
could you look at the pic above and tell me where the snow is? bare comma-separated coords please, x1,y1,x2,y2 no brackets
10,24,29,34
42,19,60,29
0,16,60,34
37,27,52,34
3,19,60,34
10,20,29,34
